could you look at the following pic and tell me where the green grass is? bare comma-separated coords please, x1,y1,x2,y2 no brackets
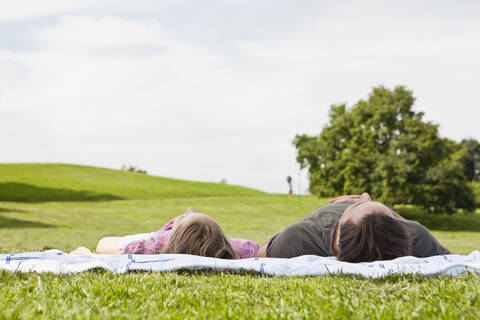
1,163,480,319
0,163,264,202
0,196,326,251
2,271,479,319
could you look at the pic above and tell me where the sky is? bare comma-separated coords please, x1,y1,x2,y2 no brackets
1,0,479,194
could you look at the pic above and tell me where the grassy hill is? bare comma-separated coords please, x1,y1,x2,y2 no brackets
1,163,480,319
0,163,265,202
0,163,325,250
0,163,479,252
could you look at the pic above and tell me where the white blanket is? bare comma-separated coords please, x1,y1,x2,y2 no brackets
1,250,480,278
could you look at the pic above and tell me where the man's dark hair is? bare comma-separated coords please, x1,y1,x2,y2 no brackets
337,214,411,263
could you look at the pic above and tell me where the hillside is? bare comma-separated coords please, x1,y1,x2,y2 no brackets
0,163,265,202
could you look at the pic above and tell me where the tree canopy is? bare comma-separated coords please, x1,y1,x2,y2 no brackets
294,86,475,214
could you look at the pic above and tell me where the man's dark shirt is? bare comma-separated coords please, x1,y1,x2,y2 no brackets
266,203,450,258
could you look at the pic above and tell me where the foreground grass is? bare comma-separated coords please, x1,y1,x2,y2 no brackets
2,195,480,319
2,271,480,319
2,164,480,319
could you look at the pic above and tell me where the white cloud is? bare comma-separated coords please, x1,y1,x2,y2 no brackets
33,16,171,50
0,0,110,22
1,1,480,193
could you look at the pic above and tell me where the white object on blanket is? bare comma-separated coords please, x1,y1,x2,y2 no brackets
119,232,157,251
1,250,480,278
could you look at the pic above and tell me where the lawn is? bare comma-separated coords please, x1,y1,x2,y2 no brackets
1,164,480,319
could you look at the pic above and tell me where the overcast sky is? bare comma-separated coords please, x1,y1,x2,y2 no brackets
1,0,479,193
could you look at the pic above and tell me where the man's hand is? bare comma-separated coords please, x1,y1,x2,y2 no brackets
330,192,372,204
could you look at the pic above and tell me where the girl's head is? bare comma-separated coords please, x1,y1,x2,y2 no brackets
164,213,239,259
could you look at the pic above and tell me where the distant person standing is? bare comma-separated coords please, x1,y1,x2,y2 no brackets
286,176,293,196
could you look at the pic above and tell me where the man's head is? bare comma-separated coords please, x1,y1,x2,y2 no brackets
337,201,411,262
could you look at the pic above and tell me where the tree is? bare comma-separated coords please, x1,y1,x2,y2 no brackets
462,138,480,181
294,86,475,214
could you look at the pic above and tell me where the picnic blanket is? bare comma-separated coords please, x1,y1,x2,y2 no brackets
1,250,480,278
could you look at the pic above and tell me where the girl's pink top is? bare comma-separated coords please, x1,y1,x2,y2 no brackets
121,218,259,259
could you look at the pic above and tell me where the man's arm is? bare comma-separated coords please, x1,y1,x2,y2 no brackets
256,235,276,258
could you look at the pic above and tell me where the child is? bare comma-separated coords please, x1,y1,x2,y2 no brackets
71,208,259,259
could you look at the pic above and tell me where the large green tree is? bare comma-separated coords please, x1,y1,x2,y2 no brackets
294,86,475,214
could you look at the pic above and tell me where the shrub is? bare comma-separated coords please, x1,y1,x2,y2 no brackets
121,164,147,174
397,206,480,231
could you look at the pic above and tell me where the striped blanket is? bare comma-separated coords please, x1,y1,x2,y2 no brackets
1,250,480,278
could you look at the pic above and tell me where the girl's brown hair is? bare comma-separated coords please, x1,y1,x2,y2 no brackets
162,219,239,259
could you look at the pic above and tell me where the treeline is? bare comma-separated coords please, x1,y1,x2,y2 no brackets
294,86,479,214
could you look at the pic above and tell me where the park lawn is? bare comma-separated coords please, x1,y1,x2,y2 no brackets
0,196,327,251
1,164,480,319
0,197,479,254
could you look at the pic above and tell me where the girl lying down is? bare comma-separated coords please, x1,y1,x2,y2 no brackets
70,207,259,259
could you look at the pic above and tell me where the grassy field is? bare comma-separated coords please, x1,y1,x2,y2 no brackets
0,163,264,202
1,164,480,319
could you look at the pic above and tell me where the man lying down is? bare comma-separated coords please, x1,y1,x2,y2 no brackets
72,192,448,263
256,193,449,262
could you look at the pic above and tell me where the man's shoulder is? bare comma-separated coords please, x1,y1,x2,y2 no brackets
310,203,351,218
396,217,450,256
396,218,427,235
305,203,350,229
